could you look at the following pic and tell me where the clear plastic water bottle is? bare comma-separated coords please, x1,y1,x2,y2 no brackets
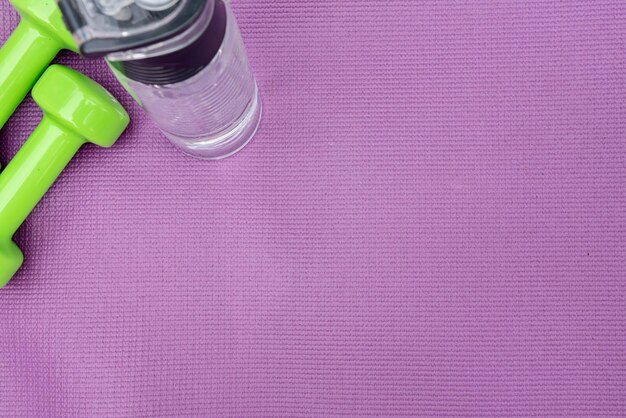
59,0,261,159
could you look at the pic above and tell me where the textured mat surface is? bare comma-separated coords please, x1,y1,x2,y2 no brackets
1,0,625,416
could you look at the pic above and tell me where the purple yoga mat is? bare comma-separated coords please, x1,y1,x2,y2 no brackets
1,0,625,416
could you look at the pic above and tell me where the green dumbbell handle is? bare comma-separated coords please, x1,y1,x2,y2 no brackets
0,118,83,235
0,65,129,288
0,0,76,130
0,24,59,128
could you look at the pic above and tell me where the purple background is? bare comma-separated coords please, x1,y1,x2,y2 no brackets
1,0,625,416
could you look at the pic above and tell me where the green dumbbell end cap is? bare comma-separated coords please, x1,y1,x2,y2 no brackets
9,0,77,52
33,65,130,147
0,241,23,289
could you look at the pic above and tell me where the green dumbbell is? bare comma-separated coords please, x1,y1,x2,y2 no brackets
0,65,129,288
0,0,76,130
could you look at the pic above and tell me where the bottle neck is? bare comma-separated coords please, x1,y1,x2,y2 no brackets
108,0,227,86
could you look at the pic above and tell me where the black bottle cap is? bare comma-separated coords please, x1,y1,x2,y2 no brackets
58,0,207,57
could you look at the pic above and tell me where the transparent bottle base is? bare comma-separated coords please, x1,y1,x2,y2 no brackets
162,85,261,160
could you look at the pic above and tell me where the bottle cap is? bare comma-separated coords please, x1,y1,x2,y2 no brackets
57,0,207,56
